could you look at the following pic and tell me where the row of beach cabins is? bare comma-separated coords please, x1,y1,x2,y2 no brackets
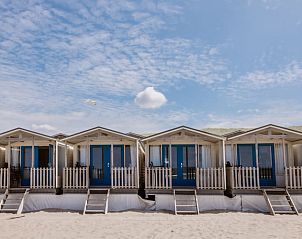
0,124,302,215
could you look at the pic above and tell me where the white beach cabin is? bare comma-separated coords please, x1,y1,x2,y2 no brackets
225,124,302,215
0,128,58,213
142,126,226,214
61,127,141,213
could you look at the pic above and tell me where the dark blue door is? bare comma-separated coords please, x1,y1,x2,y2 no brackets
171,145,196,187
21,146,39,186
258,144,276,187
237,144,256,167
90,145,111,186
237,144,276,187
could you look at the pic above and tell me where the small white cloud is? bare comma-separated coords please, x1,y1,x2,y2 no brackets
32,124,57,131
209,47,219,56
135,87,167,109
84,99,96,106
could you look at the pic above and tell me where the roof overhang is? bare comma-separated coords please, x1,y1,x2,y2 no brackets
0,128,56,145
228,124,302,141
62,126,138,144
141,126,225,142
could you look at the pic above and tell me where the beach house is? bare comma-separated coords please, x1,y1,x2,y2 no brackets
141,126,226,214
225,124,302,215
0,128,58,213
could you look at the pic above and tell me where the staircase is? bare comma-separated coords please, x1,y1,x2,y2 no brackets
0,188,29,214
173,189,199,215
263,189,299,215
83,188,110,214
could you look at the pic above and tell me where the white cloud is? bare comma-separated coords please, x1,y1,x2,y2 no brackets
32,124,57,132
135,87,167,109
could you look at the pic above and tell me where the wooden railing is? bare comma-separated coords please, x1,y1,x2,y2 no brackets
233,167,259,189
196,167,225,189
30,167,55,189
63,167,89,189
112,167,138,189
0,168,8,189
145,167,172,189
286,166,302,189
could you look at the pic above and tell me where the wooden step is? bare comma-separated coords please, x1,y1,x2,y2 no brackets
173,189,199,215
83,189,110,214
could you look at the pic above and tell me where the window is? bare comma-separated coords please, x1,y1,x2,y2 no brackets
162,145,169,167
78,145,87,166
149,145,161,166
125,145,131,167
113,145,123,167
237,145,255,167
198,145,212,168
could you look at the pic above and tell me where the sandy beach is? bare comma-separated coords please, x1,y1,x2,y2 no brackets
0,211,301,239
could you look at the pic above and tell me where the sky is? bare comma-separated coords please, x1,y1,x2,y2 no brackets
0,0,302,135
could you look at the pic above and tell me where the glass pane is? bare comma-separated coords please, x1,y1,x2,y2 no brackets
171,146,177,179
125,145,131,167
182,146,195,180
162,145,169,167
258,145,273,180
113,146,123,167
78,146,87,166
238,145,254,167
92,147,103,179
149,146,161,166
23,147,32,180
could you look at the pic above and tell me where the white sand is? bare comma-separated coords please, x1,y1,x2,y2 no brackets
0,211,301,239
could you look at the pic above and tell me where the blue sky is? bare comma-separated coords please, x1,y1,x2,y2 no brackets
0,0,302,134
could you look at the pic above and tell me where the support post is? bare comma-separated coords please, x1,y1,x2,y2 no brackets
55,141,59,188
255,136,260,189
31,136,35,168
282,138,288,188
136,140,139,188
64,141,67,167
169,142,172,189
222,140,226,190
7,138,11,188
111,144,113,188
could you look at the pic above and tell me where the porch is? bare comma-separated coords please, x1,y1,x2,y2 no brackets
0,128,58,190
61,127,140,190
226,124,302,191
142,126,226,191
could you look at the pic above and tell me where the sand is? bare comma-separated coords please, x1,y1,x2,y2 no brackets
0,211,302,239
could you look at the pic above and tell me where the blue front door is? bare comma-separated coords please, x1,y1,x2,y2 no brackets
172,145,196,187
90,145,111,186
237,144,276,187
258,144,276,187
20,146,39,186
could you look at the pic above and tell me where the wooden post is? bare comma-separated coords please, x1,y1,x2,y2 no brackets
282,138,288,188
111,144,113,188
7,138,11,188
55,141,58,188
31,136,35,168
64,141,67,167
255,136,260,188
195,144,198,188
136,140,139,188
222,140,226,189
169,143,172,189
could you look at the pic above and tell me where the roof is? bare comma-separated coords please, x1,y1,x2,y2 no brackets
227,124,302,140
141,125,225,142
0,127,56,143
63,126,138,143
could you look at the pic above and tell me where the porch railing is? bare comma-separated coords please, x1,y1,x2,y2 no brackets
30,167,55,189
0,168,8,189
63,167,89,189
286,166,302,189
196,167,225,189
233,167,259,189
145,167,172,189
112,167,138,189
